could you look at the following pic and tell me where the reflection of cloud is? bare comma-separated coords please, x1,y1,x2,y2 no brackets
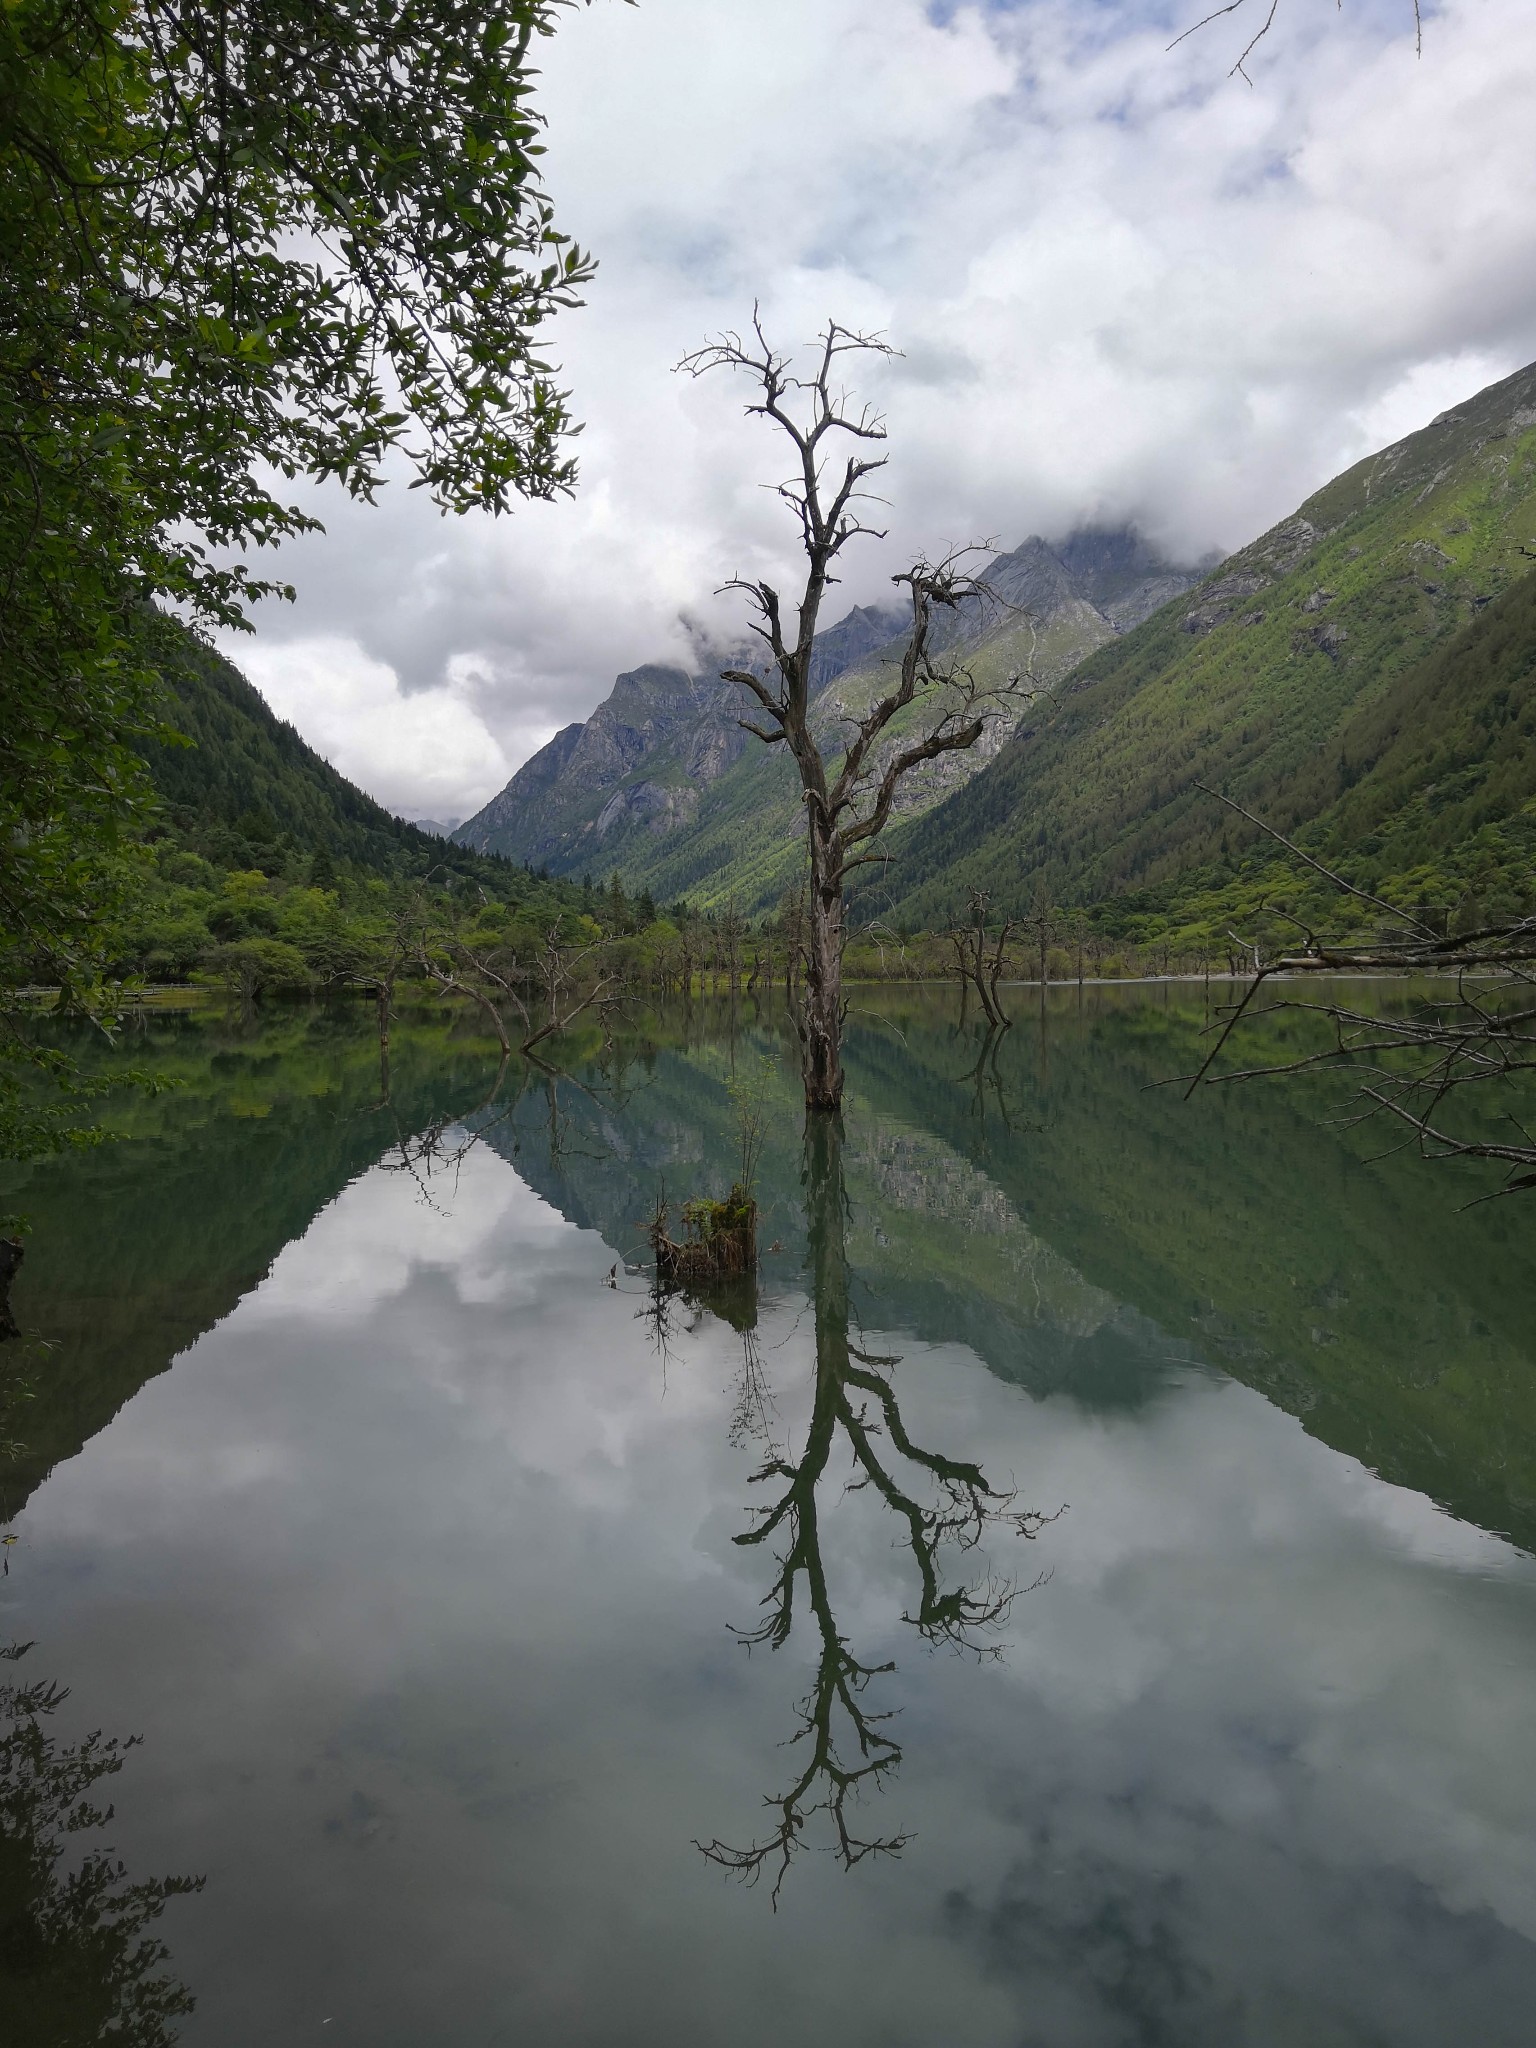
17,1141,1536,2044
239,1143,539,1322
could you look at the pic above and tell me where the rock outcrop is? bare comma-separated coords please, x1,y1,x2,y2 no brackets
456,527,1203,893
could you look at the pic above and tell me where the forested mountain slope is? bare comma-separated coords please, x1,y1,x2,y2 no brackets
148,630,527,889
874,359,1536,932
456,528,1203,908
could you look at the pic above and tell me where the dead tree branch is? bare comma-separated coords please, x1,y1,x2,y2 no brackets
1181,790,1536,1192
678,312,1027,1110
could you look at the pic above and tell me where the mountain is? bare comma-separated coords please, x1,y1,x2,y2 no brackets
455,528,1204,906
147,630,528,890
454,599,907,878
872,359,1536,932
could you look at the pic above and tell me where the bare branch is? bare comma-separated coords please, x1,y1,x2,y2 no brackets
685,311,1022,1109
1170,0,1423,81
1193,783,1435,941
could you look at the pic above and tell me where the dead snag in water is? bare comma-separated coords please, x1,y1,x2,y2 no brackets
945,891,1016,1030
0,1238,23,1342
1180,784,1536,1195
677,313,1027,1111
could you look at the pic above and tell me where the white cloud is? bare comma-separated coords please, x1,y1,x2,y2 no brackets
232,636,520,819
219,0,1536,815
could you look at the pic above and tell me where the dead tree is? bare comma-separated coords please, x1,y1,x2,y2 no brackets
945,891,1017,1030
1030,902,1055,989
678,314,1021,1112
0,1236,22,1342
418,921,621,1063
1183,785,1536,1195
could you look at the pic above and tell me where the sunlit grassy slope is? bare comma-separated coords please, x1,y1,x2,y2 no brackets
873,360,1536,933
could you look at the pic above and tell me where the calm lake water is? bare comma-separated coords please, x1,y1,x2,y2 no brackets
3,987,1535,2046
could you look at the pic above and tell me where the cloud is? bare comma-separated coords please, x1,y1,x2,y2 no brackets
217,0,1536,815
232,636,521,819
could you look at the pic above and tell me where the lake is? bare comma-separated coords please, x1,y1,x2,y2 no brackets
3,986,1535,2046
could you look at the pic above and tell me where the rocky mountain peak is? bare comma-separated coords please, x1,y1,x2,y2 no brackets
454,524,1205,877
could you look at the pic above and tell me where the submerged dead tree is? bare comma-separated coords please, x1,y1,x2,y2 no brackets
648,1056,774,1293
945,891,1017,1030
1183,785,1536,1195
678,315,1022,1112
416,918,621,1064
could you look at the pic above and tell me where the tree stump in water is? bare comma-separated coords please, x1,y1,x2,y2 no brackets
649,1188,758,1289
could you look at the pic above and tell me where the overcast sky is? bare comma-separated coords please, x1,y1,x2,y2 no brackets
217,0,1536,823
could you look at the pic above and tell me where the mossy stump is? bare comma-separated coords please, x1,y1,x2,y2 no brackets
650,1186,759,1287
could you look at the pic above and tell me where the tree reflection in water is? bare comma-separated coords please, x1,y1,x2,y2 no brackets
697,1114,1059,1904
0,1642,202,2045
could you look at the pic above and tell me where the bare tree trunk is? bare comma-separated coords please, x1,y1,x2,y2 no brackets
802,828,846,1111
945,894,1013,1032
0,1236,24,1342
376,977,394,1105
679,316,1024,1117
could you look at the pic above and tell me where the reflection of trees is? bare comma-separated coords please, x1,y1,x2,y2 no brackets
1,1643,202,2044
698,1115,1056,1903
379,1032,656,1204
956,1021,1026,1146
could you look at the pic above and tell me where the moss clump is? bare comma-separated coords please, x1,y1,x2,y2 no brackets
650,1183,758,1285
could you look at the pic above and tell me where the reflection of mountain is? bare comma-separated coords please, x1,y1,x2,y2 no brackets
483,995,1536,1553
843,992,1536,1552
6,993,1535,1559
0,1006,503,1521
477,1037,1193,1417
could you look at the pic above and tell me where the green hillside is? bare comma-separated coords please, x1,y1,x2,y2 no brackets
607,601,1090,913
1295,567,1536,919
52,626,600,990
456,531,1201,912
871,359,1536,934
149,630,523,888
